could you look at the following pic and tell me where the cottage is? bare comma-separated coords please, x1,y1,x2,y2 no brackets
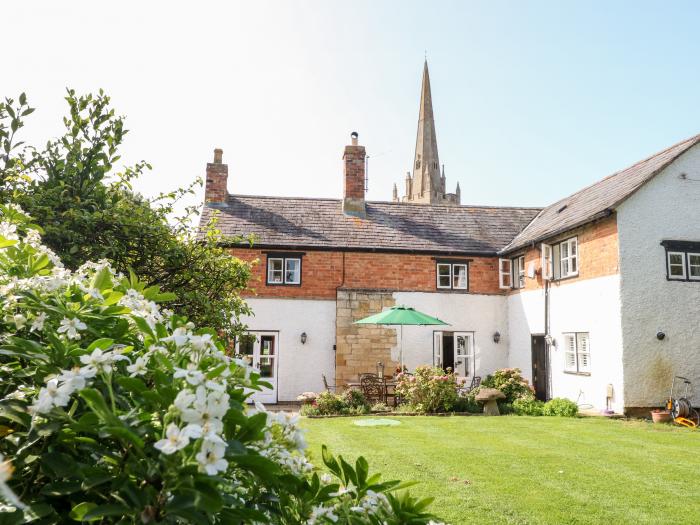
200,62,700,415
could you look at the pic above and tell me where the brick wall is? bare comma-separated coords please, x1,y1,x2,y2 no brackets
509,214,619,293
230,248,505,299
205,149,228,203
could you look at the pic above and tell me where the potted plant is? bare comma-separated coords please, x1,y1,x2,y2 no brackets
651,408,672,423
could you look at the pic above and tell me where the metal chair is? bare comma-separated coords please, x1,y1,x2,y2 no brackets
322,374,335,392
360,374,385,404
467,376,481,393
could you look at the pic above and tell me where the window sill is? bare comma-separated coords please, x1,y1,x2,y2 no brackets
563,371,591,376
552,273,579,283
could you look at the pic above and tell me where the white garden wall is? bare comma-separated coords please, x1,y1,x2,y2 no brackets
241,298,336,402
507,275,625,412
617,143,700,408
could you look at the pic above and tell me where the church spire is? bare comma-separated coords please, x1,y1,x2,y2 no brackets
401,60,459,205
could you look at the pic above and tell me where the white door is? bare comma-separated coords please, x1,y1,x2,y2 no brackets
433,332,443,368
238,332,278,404
453,332,473,379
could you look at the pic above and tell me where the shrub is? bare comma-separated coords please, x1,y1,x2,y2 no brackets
478,368,534,404
395,365,461,413
371,402,391,412
513,397,546,416
296,391,318,404
543,398,579,417
0,205,441,524
452,393,481,413
342,388,370,412
314,391,349,415
300,403,321,416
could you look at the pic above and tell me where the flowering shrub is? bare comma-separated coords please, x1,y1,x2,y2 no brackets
0,204,440,523
300,390,370,416
297,391,318,404
477,368,534,404
512,397,546,416
395,366,462,413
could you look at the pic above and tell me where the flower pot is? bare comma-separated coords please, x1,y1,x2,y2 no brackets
651,409,672,423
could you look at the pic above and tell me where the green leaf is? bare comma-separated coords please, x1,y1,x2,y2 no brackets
87,338,114,352
41,451,76,477
40,480,82,496
193,480,223,512
79,388,121,426
83,504,131,520
90,265,113,292
69,502,97,521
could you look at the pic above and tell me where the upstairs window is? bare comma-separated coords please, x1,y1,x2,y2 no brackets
436,262,468,291
662,241,700,281
563,332,591,374
541,237,578,281
266,254,302,285
513,255,525,289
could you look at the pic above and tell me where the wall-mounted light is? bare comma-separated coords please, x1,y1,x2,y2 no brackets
493,331,501,344
545,334,556,347
656,330,666,341
300,332,307,345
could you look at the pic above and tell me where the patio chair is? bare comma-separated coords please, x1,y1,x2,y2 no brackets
322,374,335,392
360,374,385,404
466,376,481,393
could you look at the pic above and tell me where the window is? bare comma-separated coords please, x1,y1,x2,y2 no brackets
559,238,578,278
689,253,700,280
541,237,578,280
563,332,591,374
436,262,468,290
266,255,302,285
661,241,700,282
498,258,512,289
511,255,525,289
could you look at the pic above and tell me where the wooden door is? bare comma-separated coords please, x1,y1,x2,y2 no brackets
531,335,548,401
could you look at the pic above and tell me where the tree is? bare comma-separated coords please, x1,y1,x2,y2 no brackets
0,90,251,344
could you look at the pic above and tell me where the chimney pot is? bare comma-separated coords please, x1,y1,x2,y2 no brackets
351,131,359,146
213,148,223,164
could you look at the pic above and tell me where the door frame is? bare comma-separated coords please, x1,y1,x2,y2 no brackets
237,330,280,404
530,333,549,401
433,330,475,379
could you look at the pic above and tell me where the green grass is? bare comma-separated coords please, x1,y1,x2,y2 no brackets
301,416,700,524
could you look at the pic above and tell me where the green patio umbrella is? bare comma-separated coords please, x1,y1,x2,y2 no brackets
353,306,449,370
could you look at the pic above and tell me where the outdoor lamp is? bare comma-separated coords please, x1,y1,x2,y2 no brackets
493,331,501,344
300,332,307,345
656,330,665,341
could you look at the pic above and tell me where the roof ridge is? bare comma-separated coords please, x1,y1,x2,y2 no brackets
223,193,543,211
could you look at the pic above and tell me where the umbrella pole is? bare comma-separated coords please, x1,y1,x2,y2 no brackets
400,325,404,370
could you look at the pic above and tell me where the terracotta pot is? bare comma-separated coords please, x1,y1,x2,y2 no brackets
651,409,672,423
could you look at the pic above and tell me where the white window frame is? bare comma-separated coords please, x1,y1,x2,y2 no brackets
541,244,553,280
267,257,284,284
452,263,468,290
688,253,700,281
284,258,301,284
559,237,578,278
437,262,468,291
511,255,525,289
563,332,591,374
498,258,512,289
667,251,687,280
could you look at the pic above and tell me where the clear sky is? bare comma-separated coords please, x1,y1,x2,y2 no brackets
5,0,700,214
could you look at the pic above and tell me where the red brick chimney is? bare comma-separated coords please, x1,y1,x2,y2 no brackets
204,148,228,203
343,132,366,217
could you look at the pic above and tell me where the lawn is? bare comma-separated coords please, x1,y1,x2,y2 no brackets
301,415,700,524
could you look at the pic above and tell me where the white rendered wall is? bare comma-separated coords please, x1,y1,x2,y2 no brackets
241,298,336,402
507,275,625,412
617,143,700,408
393,292,509,377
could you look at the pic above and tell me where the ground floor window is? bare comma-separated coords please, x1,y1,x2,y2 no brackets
563,332,590,374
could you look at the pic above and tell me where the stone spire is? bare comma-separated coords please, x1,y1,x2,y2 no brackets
402,60,460,205
392,182,399,202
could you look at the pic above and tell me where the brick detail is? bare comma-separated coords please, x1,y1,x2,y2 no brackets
230,248,506,299
335,290,398,388
205,149,228,203
509,214,619,293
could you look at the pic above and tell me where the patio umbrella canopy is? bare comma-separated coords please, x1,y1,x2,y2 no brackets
353,306,449,369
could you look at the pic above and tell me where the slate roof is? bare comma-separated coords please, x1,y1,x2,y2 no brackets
501,133,700,254
202,196,541,255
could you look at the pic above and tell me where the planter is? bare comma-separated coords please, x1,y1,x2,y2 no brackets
651,409,672,423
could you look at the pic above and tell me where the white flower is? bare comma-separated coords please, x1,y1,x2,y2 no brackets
173,389,196,412
57,367,92,391
308,505,338,524
154,424,190,455
195,441,228,475
174,366,204,386
57,317,87,340
0,222,18,241
12,314,27,330
189,333,215,352
79,348,111,373
30,378,72,413
163,327,190,347
30,312,47,332
126,356,148,377
181,386,228,426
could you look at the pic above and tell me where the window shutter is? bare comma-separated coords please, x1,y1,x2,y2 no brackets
552,244,561,280
541,244,553,280
499,258,512,289
564,334,576,371
433,333,442,367
577,333,591,372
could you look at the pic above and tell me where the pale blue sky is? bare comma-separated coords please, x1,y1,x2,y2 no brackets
5,1,700,212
